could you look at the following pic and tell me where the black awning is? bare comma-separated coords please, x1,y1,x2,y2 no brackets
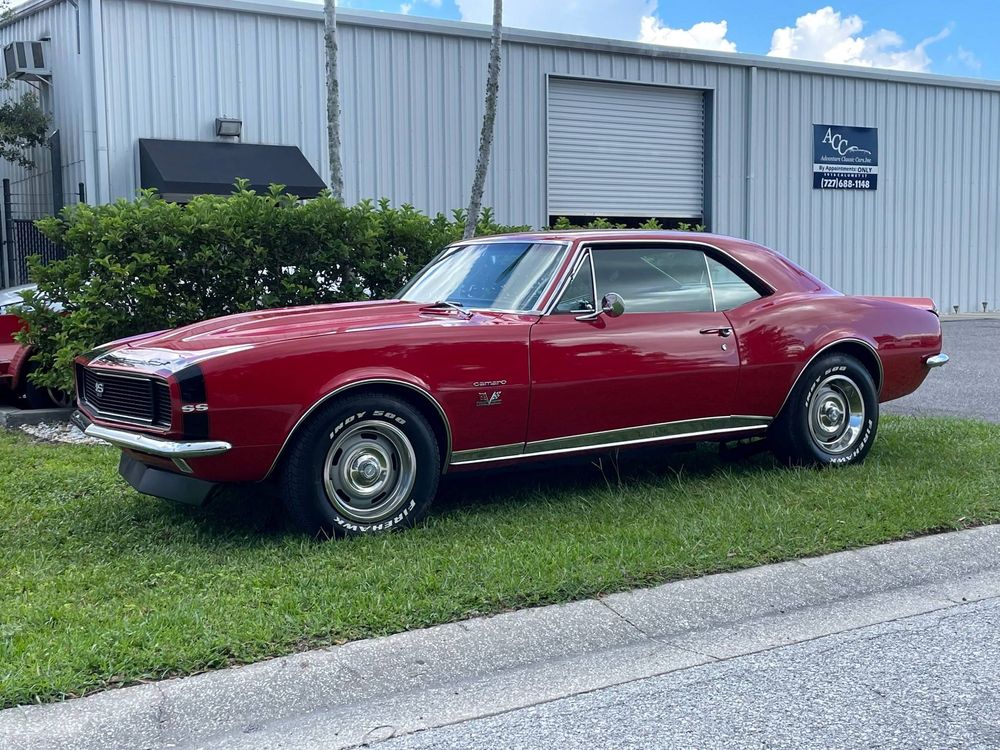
138,139,327,201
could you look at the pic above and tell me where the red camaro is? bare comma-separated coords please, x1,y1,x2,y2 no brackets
72,231,948,536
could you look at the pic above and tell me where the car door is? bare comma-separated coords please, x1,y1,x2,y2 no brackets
526,243,743,450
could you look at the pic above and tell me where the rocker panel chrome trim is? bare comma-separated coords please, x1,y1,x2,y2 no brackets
450,443,524,463
449,415,772,467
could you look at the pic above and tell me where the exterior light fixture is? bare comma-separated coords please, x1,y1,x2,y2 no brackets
215,117,242,138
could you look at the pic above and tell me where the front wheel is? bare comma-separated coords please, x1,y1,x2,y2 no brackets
770,353,879,466
280,393,441,538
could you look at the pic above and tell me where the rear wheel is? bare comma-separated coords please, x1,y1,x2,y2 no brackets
770,353,878,466
280,393,440,538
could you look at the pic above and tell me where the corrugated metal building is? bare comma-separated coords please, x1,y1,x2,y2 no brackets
1,0,998,310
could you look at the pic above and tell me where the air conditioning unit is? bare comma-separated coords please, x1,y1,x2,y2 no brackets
3,41,50,82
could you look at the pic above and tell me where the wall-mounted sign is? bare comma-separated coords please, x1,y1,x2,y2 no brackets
813,124,878,190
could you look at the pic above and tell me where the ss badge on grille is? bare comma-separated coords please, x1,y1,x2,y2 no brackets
94,383,105,396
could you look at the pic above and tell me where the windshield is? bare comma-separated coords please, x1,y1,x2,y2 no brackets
399,241,569,312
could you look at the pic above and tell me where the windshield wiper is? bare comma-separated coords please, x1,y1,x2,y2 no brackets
420,300,473,319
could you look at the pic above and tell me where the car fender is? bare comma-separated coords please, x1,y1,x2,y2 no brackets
263,367,453,480
8,343,34,391
772,335,882,418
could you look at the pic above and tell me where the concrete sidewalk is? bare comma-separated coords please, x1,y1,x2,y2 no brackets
2,526,999,750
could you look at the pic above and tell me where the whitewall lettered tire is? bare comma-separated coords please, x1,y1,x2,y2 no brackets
280,393,440,538
770,353,879,466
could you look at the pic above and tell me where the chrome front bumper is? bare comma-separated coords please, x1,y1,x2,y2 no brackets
925,353,950,368
71,411,232,460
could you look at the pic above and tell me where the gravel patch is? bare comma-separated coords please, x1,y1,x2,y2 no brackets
19,422,108,446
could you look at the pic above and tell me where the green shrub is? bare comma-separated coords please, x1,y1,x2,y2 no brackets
16,184,525,392
549,216,706,232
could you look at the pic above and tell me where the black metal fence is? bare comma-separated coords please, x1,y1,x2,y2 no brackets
0,178,83,289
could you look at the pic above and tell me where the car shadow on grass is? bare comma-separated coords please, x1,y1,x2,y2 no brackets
432,440,779,518
156,439,780,541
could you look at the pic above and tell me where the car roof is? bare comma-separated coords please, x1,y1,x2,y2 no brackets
460,230,830,295
470,230,733,245
0,284,35,306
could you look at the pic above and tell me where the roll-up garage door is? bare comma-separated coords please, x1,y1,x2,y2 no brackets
547,78,705,219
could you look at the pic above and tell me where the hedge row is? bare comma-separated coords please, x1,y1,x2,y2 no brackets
17,184,526,391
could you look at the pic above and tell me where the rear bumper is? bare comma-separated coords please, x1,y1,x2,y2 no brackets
926,353,950,368
118,453,219,506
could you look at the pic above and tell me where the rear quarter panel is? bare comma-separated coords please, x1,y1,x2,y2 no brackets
726,293,942,416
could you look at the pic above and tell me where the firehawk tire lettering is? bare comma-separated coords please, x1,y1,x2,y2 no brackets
283,395,439,538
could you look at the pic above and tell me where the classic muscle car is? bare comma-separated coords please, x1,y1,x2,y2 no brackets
71,231,948,536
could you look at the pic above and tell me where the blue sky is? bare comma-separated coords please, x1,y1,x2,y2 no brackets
327,0,999,80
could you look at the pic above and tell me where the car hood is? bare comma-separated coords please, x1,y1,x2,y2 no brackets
87,300,518,372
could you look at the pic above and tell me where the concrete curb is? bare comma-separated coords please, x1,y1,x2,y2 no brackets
0,405,73,428
2,526,999,750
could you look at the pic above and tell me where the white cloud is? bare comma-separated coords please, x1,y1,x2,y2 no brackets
455,0,656,42
399,3,412,14
768,6,949,73
638,16,736,52
953,46,982,71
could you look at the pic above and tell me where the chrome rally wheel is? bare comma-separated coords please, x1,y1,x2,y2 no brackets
323,420,417,523
806,374,866,455
770,352,879,467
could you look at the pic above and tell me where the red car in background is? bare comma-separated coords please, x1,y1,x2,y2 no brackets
0,284,71,409
71,231,948,537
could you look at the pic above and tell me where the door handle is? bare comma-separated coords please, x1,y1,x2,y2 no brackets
699,327,732,338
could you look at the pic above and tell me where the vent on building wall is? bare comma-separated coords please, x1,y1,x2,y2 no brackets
3,41,50,82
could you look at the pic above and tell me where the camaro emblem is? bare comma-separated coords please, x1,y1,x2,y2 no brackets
477,390,503,407
94,382,105,396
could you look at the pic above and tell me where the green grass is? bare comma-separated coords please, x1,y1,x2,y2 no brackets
1,415,998,708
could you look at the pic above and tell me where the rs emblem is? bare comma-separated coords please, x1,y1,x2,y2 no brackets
181,403,209,413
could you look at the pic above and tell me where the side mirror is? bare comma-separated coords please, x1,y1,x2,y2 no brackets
601,292,625,318
576,292,626,321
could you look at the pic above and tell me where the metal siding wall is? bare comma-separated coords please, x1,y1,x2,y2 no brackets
750,67,1000,310
337,22,748,231
100,0,327,200
0,1,87,215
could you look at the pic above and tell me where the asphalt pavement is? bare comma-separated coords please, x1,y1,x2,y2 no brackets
379,598,1000,750
885,318,1000,422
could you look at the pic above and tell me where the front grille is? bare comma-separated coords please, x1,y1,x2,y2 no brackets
80,368,172,428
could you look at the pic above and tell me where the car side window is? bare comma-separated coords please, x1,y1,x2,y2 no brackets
705,256,762,310
591,247,714,313
553,253,596,314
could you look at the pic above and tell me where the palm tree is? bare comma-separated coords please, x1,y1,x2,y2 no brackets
463,0,502,240
324,0,345,200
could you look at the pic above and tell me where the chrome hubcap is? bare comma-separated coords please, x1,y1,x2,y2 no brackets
807,375,865,454
323,421,416,522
